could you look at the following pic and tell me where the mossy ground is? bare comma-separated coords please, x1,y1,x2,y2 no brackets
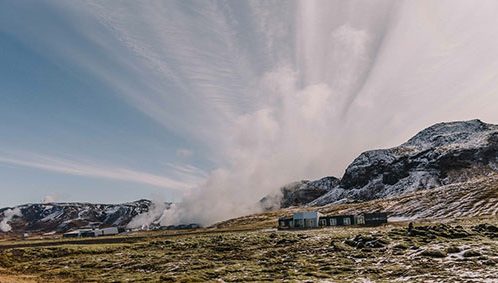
0,217,497,282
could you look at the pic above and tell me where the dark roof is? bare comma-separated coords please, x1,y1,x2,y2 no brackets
278,216,293,221
321,214,354,218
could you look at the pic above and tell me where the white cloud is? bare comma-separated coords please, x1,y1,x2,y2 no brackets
0,152,200,191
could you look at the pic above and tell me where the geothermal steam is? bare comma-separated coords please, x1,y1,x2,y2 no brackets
0,208,22,232
99,1,498,227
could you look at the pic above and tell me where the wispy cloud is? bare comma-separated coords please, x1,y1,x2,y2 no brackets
70,1,260,147
0,152,203,191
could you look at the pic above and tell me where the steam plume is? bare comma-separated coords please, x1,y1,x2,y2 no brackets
0,208,22,232
100,1,498,227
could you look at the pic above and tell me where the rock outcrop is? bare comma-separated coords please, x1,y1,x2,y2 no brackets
259,177,340,210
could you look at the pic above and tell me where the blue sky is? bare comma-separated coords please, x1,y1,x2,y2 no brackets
0,1,214,207
2,1,498,221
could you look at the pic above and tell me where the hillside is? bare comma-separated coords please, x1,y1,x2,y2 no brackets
218,176,498,229
261,119,498,209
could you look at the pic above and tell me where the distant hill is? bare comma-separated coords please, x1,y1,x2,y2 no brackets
0,199,161,234
260,119,498,209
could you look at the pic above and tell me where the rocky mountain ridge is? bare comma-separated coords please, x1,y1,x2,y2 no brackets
261,119,498,209
0,199,162,234
217,175,498,229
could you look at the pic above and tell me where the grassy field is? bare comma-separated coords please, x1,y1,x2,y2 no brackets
0,217,497,283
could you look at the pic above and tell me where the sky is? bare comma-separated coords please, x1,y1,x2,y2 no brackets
2,1,498,224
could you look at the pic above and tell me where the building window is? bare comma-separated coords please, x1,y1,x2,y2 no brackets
319,219,327,226
343,218,351,225
356,216,365,225
329,218,337,226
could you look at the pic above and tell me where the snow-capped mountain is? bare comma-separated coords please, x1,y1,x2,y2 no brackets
0,200,160,234
262,119,498,208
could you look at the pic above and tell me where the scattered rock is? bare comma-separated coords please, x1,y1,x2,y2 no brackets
462,250,481,257
446,246,461,254
330,241,353,252
473,223,498,233
420,249,447,258
345,234,389,249
483,259,496,266
472,224,498,238
407,224,472,240
393,243,408,250
275,238,297,246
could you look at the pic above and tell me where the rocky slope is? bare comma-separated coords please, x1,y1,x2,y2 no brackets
0,200,161,234
261,119,498,209
321,176,498,220
217,176,498,229
259,177,340,210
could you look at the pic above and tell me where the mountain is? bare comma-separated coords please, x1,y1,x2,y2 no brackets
261,119,498,209
0,200,161,234
217,176,498,229
3,119,497,234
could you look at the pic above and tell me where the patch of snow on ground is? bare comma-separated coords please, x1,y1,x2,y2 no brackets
388,216,418,222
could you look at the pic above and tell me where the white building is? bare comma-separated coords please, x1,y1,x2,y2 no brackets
100,227,119,236
292,211,321,228
71,227,120,237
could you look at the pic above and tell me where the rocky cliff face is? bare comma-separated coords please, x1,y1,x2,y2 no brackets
262,119,498,208
259,177,340,210
0,200,161,234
